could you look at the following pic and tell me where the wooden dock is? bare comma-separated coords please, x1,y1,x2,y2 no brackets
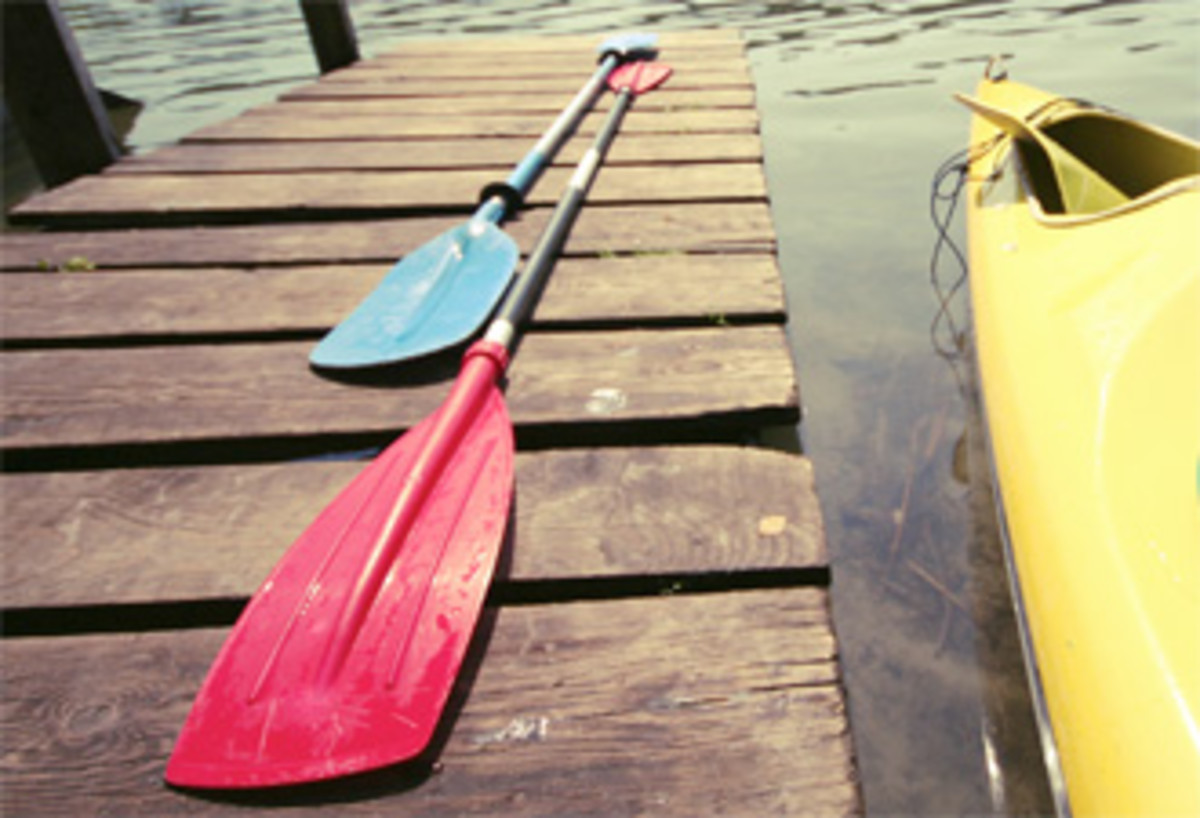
1,30,862,814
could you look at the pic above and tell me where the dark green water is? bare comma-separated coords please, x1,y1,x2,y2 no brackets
11,1,1199,813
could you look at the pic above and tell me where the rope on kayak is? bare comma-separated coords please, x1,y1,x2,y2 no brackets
929,148,973,360
928,137,1003,360
929,92,1106,358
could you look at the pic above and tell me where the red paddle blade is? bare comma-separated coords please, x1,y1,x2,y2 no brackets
166,346,513,789
607,60,672,95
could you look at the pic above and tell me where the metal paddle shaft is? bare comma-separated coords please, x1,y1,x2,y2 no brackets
309,32,657,370
482,33,657,214
165,59,673,791
483,63,672,356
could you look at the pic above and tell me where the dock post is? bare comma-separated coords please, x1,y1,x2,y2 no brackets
2,0,121,188
298,0,360,74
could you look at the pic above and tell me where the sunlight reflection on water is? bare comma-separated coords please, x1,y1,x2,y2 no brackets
38,1,1200,812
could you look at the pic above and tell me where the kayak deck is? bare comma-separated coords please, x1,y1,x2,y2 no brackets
0,30,862,814
962,75,1200,815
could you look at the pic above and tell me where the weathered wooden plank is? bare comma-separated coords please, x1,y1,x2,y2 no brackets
337,60,751,85
184,108,757,142
108,133,763,173
374,30,744,55
0,326,797,452
347,51,747,74
1,589,860,816
253,81,753,116
298,71,750,94
255,94,751,119
2,255,783,343
10,164,765,226
0,446,824,609
277,86,756,110
367,34,746,60
365,47,748,67
0,203,776,270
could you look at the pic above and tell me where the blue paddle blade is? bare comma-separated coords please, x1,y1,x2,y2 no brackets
311,220,519,368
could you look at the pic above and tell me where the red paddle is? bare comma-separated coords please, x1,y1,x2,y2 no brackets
165,60,673,790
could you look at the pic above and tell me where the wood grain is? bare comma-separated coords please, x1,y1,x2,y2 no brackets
363,41,747,64
2,254,783,343
0,326,797,451
11,164,765,226
108,133,763,173
184,108,757,142
0,203,776,269
372,30,744,54
276,86,756,109
260,87,754,115
1,589,860,816
302,71,750,94
0,446,825,609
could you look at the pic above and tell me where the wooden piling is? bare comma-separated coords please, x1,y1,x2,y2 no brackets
299,0,360,73
1,0,121,187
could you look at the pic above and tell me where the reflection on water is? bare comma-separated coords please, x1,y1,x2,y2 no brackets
14,0,1200,812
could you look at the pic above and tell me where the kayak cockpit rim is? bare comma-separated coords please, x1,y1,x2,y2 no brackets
969,90,1200,227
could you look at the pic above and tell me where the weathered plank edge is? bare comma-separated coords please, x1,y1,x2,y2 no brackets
1,254,785,344
0,203,777,271
0,326,799,460
0,446,826,612
1,588,861,816
8,163,767,229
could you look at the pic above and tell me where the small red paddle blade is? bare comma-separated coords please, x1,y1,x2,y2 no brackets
166,373,513,789
607,60,673,95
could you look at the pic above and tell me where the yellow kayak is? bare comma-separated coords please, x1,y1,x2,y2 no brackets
958,70,1199,815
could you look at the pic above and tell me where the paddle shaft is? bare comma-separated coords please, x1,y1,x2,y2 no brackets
314,82,638,701
472,58,612,225
316,81,639,684
476,37,655,222
504,52,620,195
483,86,634,354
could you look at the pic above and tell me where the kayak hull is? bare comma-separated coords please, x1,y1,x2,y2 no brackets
962,76,1200,815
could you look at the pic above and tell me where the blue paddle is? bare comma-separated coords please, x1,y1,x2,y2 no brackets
309,32,657,369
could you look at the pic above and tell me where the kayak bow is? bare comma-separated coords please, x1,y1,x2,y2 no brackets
960,71,1200,816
